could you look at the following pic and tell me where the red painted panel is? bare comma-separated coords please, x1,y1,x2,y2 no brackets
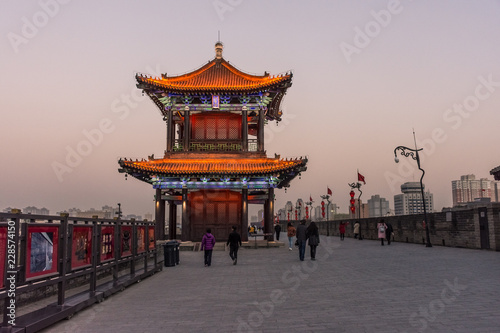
137,226,146,253
148,227,155,250
121,226,133,257
191,113,242,140
26,226,59,280
100,226,115,262
0,226,6,289
71,226,92,269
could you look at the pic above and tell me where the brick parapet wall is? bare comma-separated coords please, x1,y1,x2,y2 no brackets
279,203,500,251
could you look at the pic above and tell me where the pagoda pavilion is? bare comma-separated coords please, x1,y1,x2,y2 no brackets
118,42,307,242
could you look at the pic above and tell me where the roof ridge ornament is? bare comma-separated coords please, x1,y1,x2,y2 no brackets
215,41,223,59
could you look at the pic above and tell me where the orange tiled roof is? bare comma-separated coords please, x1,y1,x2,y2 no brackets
119,156,305,176
136,58,292,92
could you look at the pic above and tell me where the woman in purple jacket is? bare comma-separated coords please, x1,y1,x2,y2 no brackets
201,228,216,267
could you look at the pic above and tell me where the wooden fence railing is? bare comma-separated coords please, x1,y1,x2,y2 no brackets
0,212,162,332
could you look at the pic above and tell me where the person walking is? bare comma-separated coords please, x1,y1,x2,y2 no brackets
339,221,346,241
201,228,216,266
306,221,320,260
385,221,394,245
377,220,388,246
296,220,307,261
287,222,296,250
353,221,360,239
274,222,282,241
226,226,242,265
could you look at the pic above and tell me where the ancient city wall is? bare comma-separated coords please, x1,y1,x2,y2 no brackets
284,203,500,251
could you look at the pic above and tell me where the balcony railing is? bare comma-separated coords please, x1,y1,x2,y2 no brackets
173,139,258,152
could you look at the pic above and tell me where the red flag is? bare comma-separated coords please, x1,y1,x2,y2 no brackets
327,187,332,195
309,195,313,202
358,172,366,184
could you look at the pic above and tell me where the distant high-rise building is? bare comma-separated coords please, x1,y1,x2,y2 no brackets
314,205,322,220
367,195,390,217
284,201,293,221
124,214,142,221
394,182,434,215
451,174,498,206
60,206,118,219
23,206,49,215
348,199,368,219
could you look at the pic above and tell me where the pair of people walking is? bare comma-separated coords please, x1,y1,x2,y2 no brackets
201,226,242,266
296,220,319,261
377,219,393,245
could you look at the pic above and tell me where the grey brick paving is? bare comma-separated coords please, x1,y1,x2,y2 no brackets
41,235,500,333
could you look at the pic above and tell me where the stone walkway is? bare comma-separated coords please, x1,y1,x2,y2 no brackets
41,234,500,333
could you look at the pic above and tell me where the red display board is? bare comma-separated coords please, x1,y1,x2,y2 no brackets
100,226,115,262
26,225,59,280
137,226,146,254
0,226,6,289
71,226,92,269
148,227,155,250
121,226,132,257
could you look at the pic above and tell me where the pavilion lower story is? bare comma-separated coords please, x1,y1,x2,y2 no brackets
154,188,275,242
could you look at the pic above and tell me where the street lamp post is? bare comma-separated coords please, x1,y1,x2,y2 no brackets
287,205,293,222
116,203,122,219
320,195,331,221
295,203,301,221
348,182,363,240
305,198,314,220
393,142,432,248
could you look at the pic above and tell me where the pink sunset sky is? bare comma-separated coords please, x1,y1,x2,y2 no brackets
1,0,500,217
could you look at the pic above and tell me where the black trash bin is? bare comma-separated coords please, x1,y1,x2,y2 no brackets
163,241,176,267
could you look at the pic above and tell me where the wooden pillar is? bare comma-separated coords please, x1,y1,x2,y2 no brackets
166,108,173,152
168,201,177,240
155,188,165,240
241,187,248,241
264,188,275,240
183,109,190,152
257,108,264,152
181,187,190,241
242,108,248,152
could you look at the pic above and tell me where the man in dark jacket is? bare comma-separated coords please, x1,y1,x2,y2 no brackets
295,220,307,261
385,222,394,245
227,226,242,265
274,223,282,241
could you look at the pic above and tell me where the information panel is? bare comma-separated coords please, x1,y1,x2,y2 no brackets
120,226,132,257
137,226,146,254
100,226,115,262
71,226,92,269
0,226,6,289
26,225,59,280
